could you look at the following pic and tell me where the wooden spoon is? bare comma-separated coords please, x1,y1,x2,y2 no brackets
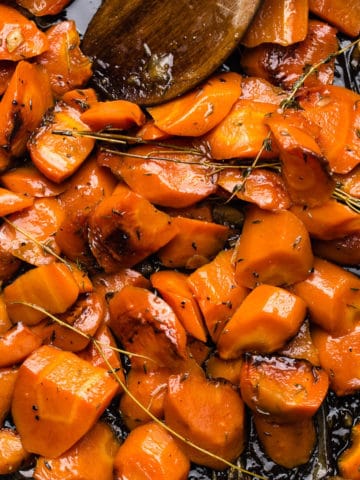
82,0,262,105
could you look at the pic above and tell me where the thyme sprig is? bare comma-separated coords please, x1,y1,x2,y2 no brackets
332,186,360,214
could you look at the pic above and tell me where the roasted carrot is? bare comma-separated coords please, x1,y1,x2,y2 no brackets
0,246,21,283
240,75,287,104
0,5,48,60
136,120,171,141
0,428,30,475
312,325,360,396
61,88,98,112
157,216,229,269
113,421,190,480
109,285,188,371
80,99,145,131
33,421,120,480
0,61,16,96
164,371,245,469
97,145,217,208
12,345,118,457
278,319,320,366
254,413,316,468
16,0,72,16
119,367,171,430
187,248,249,341
0,368,18,425
233,206,314,288
36,20,92,98
240,355,329,423
0,323,42,368
0,294,11,334
309,0,360,37
150,270,207,342
0,188,33,217
312,231,360,266
187,337,211,366
205,354,243,385
292,257,360,336
241,0,309,47
3,262,80,326
217,284,307,358
338,423,360,480
147,72,242,136
88,183,179,272
0,197,65,266
28,102,95,183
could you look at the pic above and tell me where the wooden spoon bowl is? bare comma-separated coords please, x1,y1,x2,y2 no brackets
82,0,262,105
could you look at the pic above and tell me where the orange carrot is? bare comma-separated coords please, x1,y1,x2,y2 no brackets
240,76,287,104
0,368,18,425
241,0,309,47
0,61,16,96
309,0,360,37
0,294,11,334
147,72,242,136
164,371,246,469
233,205,314,288
136,120,171,141
187,337,211,366
312,325,360,396
278,319,320,366
0,428,30,475
240,355,329,423
292,257,360,336
87,183,179,272
217,284,307,358
12,345,118,457
113,421,190,480
333,165,360,199
0,246,21,283
0,323,42,368
33,421,120,480
187,248,249,341
97,145,217,208
157,216,229,269
36,20,92,98
108,285,187,371
16,0,72,16
61,88,98,112
92,269,150,304
80,99,145,131
150,270,207,342
338,423,360,479
3,262,80,326
312,232,360,266
205,354,243,385
0,5,48,60
0,188,33,217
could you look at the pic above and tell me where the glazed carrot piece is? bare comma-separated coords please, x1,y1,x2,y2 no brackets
254,414,316,469
233,206,314,288
309,0,360,37
28,102,95,183
205,354,243,385
278,319,320,366
0,197,65,266
108,285,187,371
113,421,190,480
136,120,171,141
240,76,287,104
0,61,16,96
291,200,360,240
312,325,360,396
16,0,72,16
217,168,291,210
0,429,30,475
0,295,11,334
293,257,360,336
66,261,93,294
217,284,307,359
80,99,146,131
36,21,92,98
119,367,171,430
312,232,360,266
97,145,217,208
12,345,118,457
34,421,119,480
338,423,360,479
187,337,211,366
240,355,329,423
333,165,360,199
202,99,278,160
0,246,21,283
150,270,207,342
0,323,42,368
0,5,48,60
147,72,242,137
241,20,338,90
92,269,150,305
299,84,360,174
33,292,106,352
187,248,249,342
164,371,245,470
0,188,33,217
0,368,18,425
157,216,229,269
88,184,179,272
0,61,53,161
0,164,67,198
266,111,334,207
3,262,80,326
241,0,309,47
61,88,98,112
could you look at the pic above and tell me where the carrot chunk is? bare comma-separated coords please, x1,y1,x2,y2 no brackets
0,429,30,475
80,99,145,131
309,0,360,37
16,0,72,16
0,368,18,425
0,188,33,216
217,284,307,358
338,423,360,479
234,206,314,288
0,323,42,368
12,345,118,457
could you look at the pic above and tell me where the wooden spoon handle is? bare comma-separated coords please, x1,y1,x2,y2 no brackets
82,0,262,105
